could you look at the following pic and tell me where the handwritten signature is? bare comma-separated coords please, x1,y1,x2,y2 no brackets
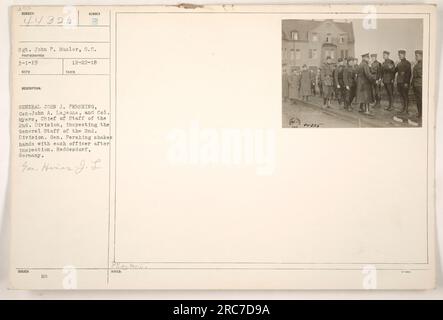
21,159,102,174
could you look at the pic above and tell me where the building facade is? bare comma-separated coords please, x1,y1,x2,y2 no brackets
282,19,355,71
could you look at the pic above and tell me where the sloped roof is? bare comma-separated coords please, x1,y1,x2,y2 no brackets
282,19,354,43
335,21,355,42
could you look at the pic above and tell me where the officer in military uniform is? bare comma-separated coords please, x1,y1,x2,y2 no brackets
343,57,357,111
370,53,382,108
381,50,396,110
353,58,359,107
320,56,334,108
356,53,376,115
412,49,423,120
334,57,345,106
395,49,412,114
353,57,359,74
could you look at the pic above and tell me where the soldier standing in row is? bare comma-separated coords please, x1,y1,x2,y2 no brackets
288,68,300,104
334,57,346,106
356,53,376,115
395,49,412,114
310,69,316,96
343,57,357,111
316,68,323,97
320,56,334,108
282,64,290,102
370,53,382,108
412,50,423,120
353,57,359,74
381,51,396,111
299,64,313,101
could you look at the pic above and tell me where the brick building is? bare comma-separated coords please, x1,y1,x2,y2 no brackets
282,19,355,71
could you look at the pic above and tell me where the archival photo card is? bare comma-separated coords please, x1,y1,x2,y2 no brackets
282,18,424,128
8,4,436,290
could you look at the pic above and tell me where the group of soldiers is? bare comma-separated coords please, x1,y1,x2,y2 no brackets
283,49,423,120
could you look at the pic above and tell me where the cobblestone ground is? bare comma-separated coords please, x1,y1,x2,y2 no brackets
282,91,421,128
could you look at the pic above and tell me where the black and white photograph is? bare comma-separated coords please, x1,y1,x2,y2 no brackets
282,18,424,128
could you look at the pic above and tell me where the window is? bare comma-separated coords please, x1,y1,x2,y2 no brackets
290,49,295,61
326,33,332,43
295,49,301,60
340,50,344,59
291,31,299,40
309,49,318,59
339,35,345,44
345,50,349,58
312,33,318,42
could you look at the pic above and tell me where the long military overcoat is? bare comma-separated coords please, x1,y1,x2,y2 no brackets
320,62,334,98
288,73,300,99
282,73,289,98
356,60,376,104
299,70,312,97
